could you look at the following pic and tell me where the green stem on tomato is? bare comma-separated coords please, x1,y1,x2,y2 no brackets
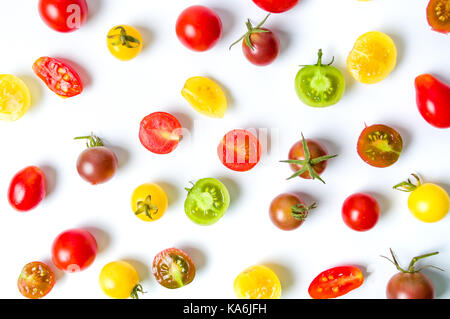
291,202,317,221
381,248,443,273
130,284,146,299
229,13,271,51
74,133,104,148
392,173,422,192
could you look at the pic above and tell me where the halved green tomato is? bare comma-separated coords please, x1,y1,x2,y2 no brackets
184,178,230,225
295,49,345,108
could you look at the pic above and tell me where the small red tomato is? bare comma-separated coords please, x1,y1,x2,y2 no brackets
252,0,299,13
426,0,450,34
357,124,403,168
176,5,222,52
51,229,98,272
415,74,450,128
342,193,380,231
308,266,364,299
152,248,196,289
38,0,88,33
281,133,337,183
217,129,262,172
33,57,83,97
8,166,46,212
18,261,55,299
139,112,182,154
269,193,317,231
230,14,280,66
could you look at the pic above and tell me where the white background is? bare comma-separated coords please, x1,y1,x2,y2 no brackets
1,0,449,299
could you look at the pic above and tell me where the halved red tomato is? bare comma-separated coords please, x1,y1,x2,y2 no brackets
427,0,450,34
308,266,364,299
217,129,262,172
32,57,83,97
139,112,182,154
357,124,403,168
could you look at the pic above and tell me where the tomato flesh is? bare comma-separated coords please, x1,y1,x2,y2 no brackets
39,0,88,33
139,112,182,154
33,57,83,97
427,0,450,34
8,166,46,212
152,248,196,289
309,266,364,299
415,74,450,128
252,0,299,13
18,262,55,299
218,129,262,172
0,74,31,121
357,124,403,168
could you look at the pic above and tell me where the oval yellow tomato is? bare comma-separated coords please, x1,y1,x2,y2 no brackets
181,76,228,118
131,183,168,222
0,74,31,121
408,183,449,223
107,25,143,61
234,265,281,299
347,31,397,84
99,261,144,299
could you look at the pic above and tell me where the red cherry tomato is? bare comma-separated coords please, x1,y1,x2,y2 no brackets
17,261,55,299
176,5,222,52
51,229,98,272
342,193,380,231
217,129,262,172
308,266,364,299
33,57,83,97
415,74,450,129
139,112,182,154
8,166,46,212
38,0,88,33
252,0,299,13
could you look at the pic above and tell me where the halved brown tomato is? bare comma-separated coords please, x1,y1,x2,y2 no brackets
17,261,55,299
357,124,403,168
427,0,450,34
152,248,196,289
33,57,83,97
308,266,364,299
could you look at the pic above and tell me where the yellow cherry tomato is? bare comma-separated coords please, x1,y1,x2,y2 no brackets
0,74,31,121
107,25,143,61
234,265,281,299
347,31,397,84
131,183,168,222
99,261,144,299
181,76,228,118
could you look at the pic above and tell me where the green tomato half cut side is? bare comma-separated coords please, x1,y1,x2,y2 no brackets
184,178,230,225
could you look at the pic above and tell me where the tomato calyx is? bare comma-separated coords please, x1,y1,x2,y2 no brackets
291,202,317,221
134,195,159,220
381,248,443,274
130,284,146,299
74,133,104,148
280,133,337,183
107,26,141,48
393,173,422,192
299,49,335,68
229,14,271,50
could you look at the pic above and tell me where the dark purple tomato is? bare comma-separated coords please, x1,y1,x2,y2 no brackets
269,193,316,231
387,272,434,299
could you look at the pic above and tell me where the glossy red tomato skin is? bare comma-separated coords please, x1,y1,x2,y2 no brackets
342,193,380,232
252,0,299,13
176,5,222,52
38,0,88,33
243,28,280,66
415,74,450,129
269,193,304,230
33,57,83,97
309,266,364,299
51,229,98,272
217,129,262,172
387,272,434,299
8,166,46,212
17,261,56,299
139,112,182,154
288,139,328,179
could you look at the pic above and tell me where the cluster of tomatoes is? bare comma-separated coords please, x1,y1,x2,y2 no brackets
2,0,450,300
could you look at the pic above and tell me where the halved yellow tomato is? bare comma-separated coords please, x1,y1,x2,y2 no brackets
347,31,397,84
181,76,228,118
131,183,168,222
0,74,31,121
234,265,281,299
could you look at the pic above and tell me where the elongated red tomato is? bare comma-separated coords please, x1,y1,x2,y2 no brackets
39,0,88,33
8,166,46,212
217,129,262,172
252,0,299,13
415,74,450,128
308,266,364,299
139,112,182,154
33,57,83,97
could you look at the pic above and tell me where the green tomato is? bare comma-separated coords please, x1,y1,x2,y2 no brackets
184,178,230,225
295,49,345,108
